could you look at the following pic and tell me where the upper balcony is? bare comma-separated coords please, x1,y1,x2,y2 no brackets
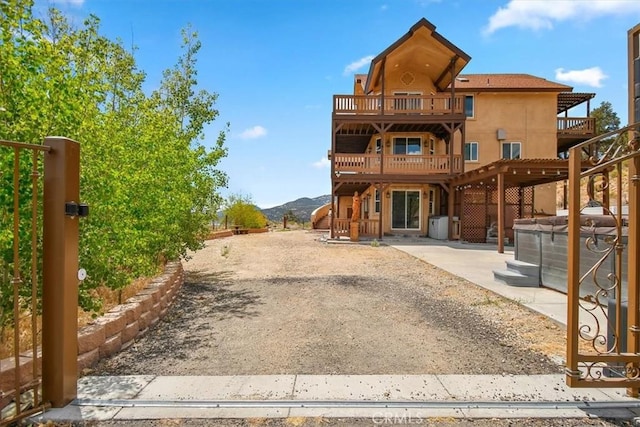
557,117,596,153
333,94,465,118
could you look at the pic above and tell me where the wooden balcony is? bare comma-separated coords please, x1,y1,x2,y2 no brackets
333,94,465,116
334,153,462,176
557,117,596,152
557,117,595,137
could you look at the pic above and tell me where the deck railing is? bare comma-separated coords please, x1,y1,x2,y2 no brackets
334,153,462,175
333,218,380,237
557,117,596,136
334,94,464,115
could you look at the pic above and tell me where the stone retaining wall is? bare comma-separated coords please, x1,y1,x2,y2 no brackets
77,261,184,371
0,261,184,393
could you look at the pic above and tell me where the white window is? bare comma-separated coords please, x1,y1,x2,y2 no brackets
374,189,381,213
502,142,521,160
393,137,421,155
464,95,474,118
464,142,478,161
375,137,381,153
429,137,435,155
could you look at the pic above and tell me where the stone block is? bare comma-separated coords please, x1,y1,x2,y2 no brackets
99,333,122,359
121,320,140,344
77,323,106,355
95,312,126,338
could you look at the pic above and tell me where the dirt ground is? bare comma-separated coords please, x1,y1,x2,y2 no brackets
92,230,568,376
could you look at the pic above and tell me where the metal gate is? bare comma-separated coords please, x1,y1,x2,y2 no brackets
0,137,80,425
566,123,640,394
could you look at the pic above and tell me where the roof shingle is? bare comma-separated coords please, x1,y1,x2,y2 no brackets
452,74,572,92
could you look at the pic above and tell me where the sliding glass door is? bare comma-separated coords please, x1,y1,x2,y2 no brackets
391,190,421,230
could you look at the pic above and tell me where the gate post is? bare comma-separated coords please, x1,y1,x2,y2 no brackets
42,137,80,407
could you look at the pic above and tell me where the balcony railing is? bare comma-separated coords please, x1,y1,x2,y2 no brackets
334,94,465,116
557,117,596,137
334,153,462,175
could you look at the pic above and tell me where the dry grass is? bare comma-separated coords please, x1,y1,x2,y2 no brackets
1,276,154,360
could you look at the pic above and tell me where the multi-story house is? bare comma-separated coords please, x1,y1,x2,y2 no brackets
320,18,595,251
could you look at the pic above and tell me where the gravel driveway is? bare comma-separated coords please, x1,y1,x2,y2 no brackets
92,230,567,376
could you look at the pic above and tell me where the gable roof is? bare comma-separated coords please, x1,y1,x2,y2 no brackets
365,18,471,93
453,74,572,92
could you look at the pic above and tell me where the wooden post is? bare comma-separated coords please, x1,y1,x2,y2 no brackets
42,137,79,407
565,146,582,387
497,172,505,254
627,150,640,397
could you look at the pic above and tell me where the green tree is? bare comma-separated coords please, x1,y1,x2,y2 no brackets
592,101,621,136
0,0,229,318
224,194,267,229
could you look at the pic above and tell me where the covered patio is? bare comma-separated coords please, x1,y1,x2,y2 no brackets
447,159,574,253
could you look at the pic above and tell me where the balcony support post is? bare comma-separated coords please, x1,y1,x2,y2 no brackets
497,172,505,254
330,122,337,239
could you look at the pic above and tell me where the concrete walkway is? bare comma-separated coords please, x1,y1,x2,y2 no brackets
33,374,640,422
33,236,635,424
387,238,605,330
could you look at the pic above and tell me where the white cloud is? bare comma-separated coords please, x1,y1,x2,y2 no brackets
343,55,374,76
239,125,267,139
312,158,330,169
484,0,640,35
555,67,608,88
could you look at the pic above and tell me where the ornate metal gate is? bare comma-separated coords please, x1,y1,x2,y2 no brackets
566,123,640,394
0,137,80,425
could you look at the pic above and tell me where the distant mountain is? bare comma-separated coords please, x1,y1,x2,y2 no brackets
261,195,331,222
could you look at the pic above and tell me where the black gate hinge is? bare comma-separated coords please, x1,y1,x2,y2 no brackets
65,202,89,218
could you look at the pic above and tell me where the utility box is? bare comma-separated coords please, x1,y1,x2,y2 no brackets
428,216,449,240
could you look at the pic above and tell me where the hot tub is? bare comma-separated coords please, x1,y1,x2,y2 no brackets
513,215,628,299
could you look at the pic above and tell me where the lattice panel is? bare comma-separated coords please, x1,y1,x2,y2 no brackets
460,186,536,243
461,188,488,243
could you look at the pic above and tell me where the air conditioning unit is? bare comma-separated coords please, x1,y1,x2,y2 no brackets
497,128,506,140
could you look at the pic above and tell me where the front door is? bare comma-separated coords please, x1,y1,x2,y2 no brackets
391,190,420,230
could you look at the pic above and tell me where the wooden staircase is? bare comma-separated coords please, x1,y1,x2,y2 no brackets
313,215,330,230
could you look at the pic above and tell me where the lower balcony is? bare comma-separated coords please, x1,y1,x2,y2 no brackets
334,153,462,176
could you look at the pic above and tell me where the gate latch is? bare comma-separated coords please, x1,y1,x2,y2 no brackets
65,201,89,218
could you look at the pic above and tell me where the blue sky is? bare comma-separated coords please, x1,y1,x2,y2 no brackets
41,0,640,208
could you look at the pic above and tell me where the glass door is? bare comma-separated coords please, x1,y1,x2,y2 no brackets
391,191,421,230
